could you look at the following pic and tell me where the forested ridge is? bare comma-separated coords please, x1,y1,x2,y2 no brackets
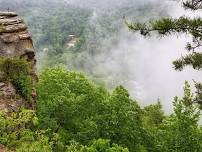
0,0,202,152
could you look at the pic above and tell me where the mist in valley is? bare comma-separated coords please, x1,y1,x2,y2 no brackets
0,0,201,113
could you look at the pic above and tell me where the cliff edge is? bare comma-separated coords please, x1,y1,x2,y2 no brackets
0,11,37,113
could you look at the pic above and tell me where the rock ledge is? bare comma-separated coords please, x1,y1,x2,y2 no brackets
0,11,34,58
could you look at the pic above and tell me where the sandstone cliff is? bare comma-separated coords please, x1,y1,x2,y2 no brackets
0,12,35,59
0,11,36,113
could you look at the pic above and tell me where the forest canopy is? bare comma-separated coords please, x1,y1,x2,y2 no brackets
0,66,202,152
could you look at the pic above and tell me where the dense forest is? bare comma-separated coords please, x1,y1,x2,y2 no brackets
0,0,202,152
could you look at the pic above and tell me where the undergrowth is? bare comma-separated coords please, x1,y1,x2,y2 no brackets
0,58,32,101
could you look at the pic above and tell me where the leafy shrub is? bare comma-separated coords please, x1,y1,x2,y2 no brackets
0,109,54,152
11,74,32,101
66,139,129,152
0,109,38,147
0,57,32,101
16,137,52,152
0,58,30,78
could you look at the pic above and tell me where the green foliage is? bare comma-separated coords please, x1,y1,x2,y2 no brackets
16,136,52,152
128,0,202,109
0,109,61,152
0,1,201,151
155,82,202,152
11,74,32,101
37,67,108,141
36,67,202,152
173,52,202,71
127,7,202,71
37,67,149,152
195,82,202,108
143,100,165,129
0,58,30,77
83,139,129,152
0,58,32,101
183,0,202,10
0,23,4,33
66,142,82,152
101,86,145,151
66,139,129,152
1,67,202,152
0,109,38,147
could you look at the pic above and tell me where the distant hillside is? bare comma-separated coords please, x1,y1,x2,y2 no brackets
0,0,172,89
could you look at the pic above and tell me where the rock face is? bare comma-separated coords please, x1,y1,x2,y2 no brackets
0,12,35,62
0,82,25,113
0,144,8,152
0,11,37,112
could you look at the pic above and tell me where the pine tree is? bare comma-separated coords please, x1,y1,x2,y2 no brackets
127,0,202,108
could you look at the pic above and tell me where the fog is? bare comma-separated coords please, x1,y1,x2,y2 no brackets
76,32,201,113
65,0,201,113
0,0,201,113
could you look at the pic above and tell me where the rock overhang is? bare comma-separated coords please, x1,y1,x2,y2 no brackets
0,11,33,57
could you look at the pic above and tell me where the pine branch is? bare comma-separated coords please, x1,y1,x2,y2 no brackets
183,0,202,10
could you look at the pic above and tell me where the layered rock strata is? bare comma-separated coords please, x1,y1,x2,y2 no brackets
0,11,37,112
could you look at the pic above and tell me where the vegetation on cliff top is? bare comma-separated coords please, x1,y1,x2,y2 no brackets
0,58,32,101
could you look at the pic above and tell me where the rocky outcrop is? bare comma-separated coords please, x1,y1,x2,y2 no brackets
0,11,37,112
0,12,35,62
0,144,8,152
0,82,25,113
